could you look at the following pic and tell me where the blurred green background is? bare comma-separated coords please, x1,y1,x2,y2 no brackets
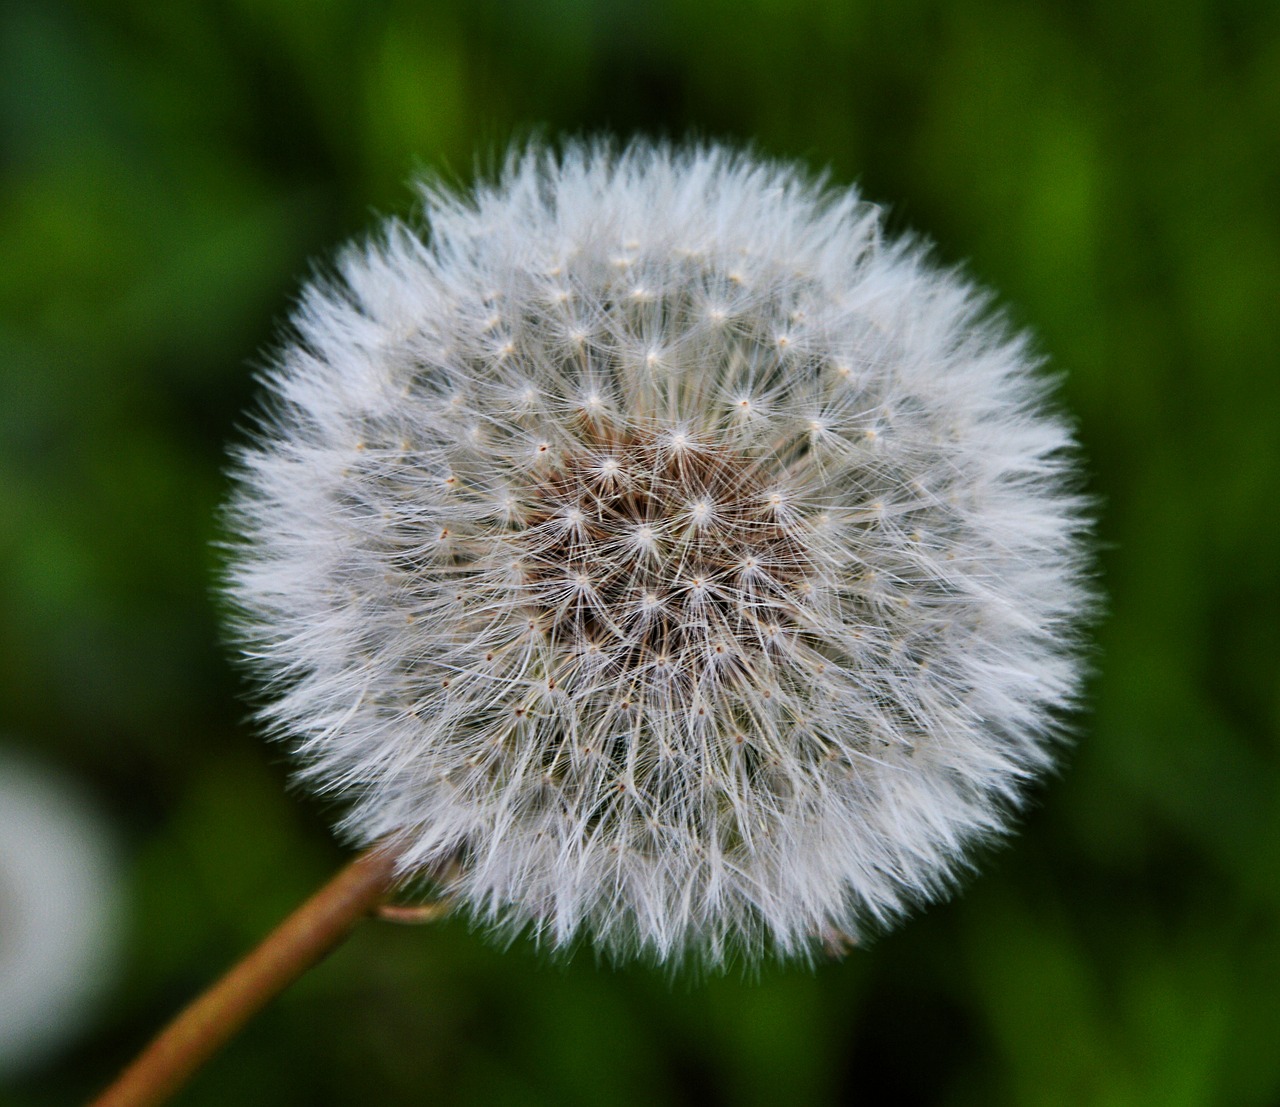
2,0,1278,1103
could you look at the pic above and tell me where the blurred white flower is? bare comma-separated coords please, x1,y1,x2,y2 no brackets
226,141,1092,964
0,749,122,1073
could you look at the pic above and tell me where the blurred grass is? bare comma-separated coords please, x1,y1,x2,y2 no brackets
1,0,1277,1103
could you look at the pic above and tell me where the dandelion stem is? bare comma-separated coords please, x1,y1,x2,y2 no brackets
91,845,407,1107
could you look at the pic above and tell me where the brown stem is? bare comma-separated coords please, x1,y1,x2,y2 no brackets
375,900,454,924
91,845,402,1107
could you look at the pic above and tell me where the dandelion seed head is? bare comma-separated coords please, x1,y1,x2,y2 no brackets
225,140,1093,966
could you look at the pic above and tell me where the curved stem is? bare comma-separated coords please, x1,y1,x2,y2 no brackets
92,845,403,1107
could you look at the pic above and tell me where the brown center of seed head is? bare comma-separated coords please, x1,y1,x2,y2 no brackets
518,422,811,686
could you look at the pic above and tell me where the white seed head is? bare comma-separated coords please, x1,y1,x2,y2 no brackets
224,141,1093,966
0,751,122,1072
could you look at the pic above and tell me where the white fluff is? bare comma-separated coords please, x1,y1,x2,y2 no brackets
225,141,1093,965
0,751,122,1072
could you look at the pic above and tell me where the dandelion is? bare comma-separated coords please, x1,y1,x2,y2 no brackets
0,749,122,1075
224,141,1092,965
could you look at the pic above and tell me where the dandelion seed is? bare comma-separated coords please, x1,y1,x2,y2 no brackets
225,140,1093,966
